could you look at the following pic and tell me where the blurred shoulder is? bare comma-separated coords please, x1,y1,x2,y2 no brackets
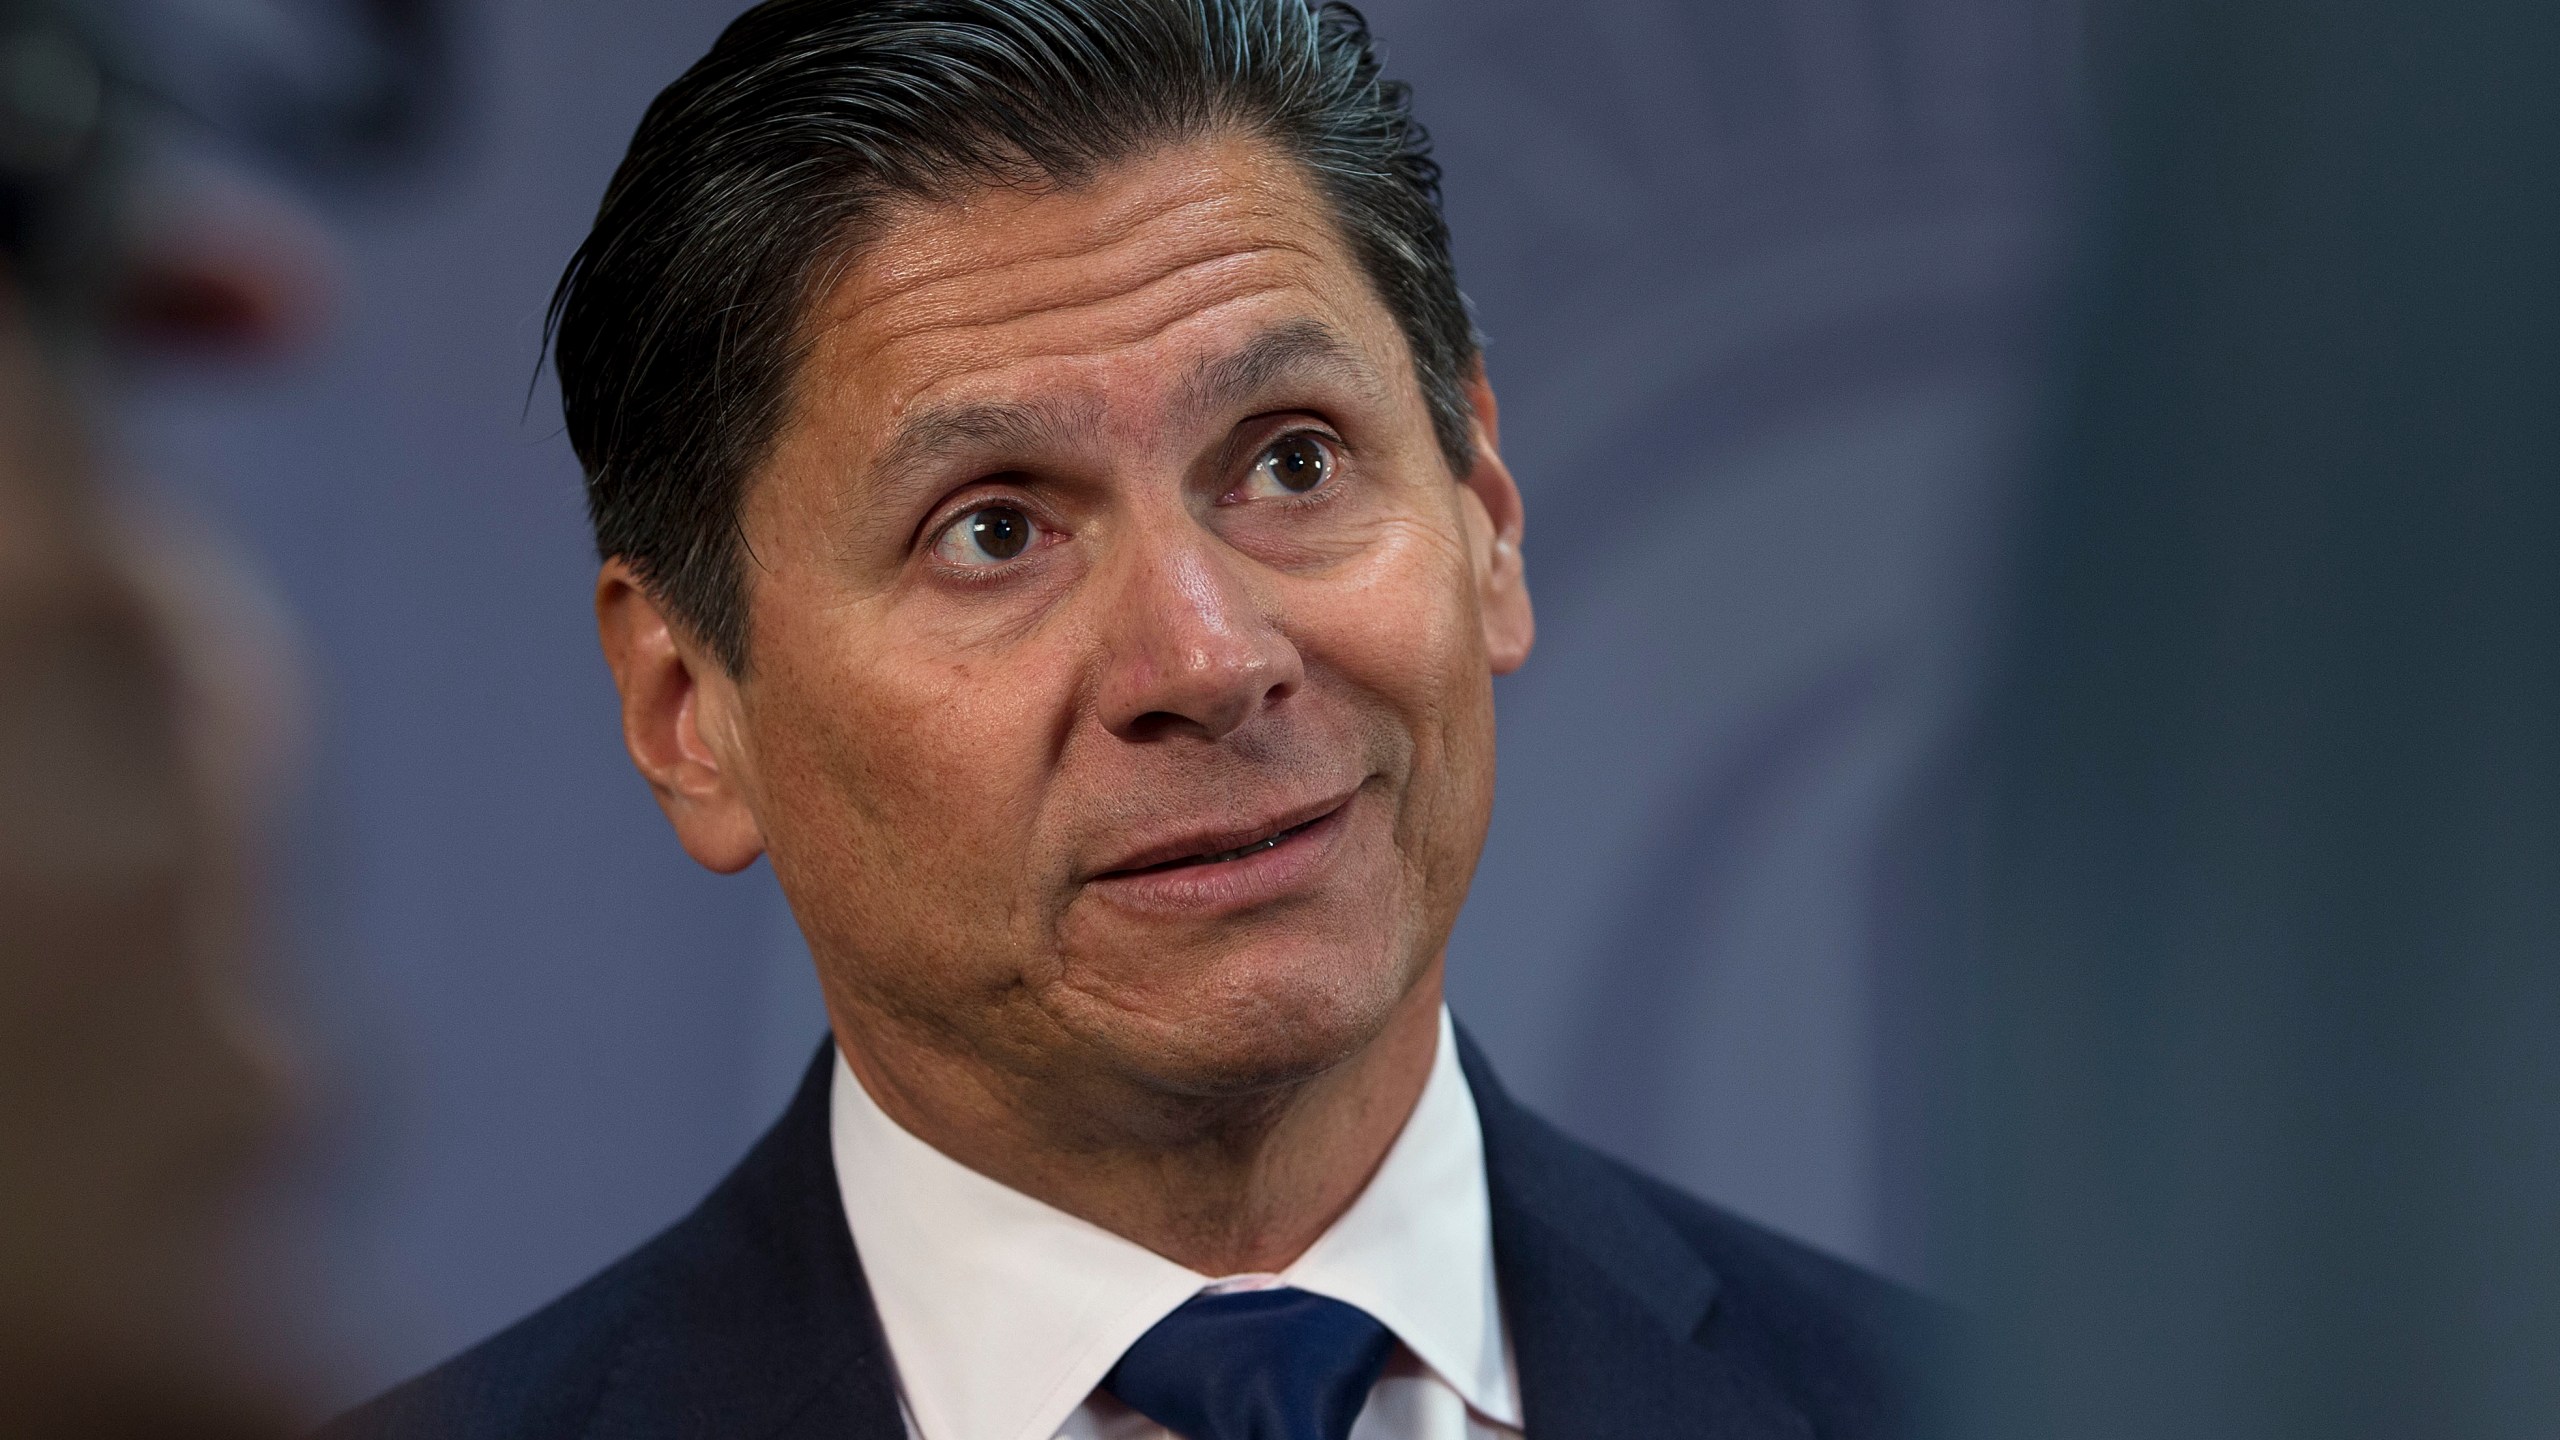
315,1044,888,1440
314,1228,670,1440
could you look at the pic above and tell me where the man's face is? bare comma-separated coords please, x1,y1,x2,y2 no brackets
669,136,1528,1098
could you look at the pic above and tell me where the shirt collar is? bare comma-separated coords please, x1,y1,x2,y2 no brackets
829,1006,1521,1440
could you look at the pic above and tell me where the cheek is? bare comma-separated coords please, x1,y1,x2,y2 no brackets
1306,513,1483,707
1295,517,1497,836
744,612,1078,982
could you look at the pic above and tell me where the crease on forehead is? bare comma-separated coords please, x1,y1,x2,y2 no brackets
877,256,1316,389
845,133,1318,306
869,317,1388,483
800,138,1362,405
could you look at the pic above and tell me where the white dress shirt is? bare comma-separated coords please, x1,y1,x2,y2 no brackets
829,1007,1524,1440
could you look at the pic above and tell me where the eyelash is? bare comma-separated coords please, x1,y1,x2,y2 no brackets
1227,425,1349,508
916,425,1351,576
921,494,1055,581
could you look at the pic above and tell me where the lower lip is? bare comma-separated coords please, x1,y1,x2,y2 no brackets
1085,797,1357,916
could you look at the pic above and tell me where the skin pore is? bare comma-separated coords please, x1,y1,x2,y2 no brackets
596,134,1531,1275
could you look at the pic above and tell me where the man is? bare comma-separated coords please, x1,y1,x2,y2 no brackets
336,2,1936,1436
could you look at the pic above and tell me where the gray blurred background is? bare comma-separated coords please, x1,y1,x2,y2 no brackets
116,0,2082,1402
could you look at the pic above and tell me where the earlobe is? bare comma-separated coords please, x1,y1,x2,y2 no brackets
1460,367,1535,675
594,562,767,873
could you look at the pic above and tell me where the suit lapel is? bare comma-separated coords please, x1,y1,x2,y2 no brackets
572,1031,1813,1438
584,1043,909,1440
1460,1031,1815,1439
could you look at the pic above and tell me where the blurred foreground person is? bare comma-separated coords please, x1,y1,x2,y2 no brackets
333,3,1939,1439
0,285,291,1440
0,164,299,1440
0,0,437,1434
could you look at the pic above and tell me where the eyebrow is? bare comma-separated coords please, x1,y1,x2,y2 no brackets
1177,317,1388,418
867,318,1388,489
868,394,1106,490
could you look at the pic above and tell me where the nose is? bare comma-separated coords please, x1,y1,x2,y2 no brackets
1094,525,1302,743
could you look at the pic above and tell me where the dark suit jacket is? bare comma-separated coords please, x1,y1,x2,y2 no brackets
327,1032,1941,1438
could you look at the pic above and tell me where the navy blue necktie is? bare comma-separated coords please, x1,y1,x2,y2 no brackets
1103,1287,1396,1440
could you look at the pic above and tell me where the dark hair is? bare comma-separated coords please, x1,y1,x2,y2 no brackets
549,0,1476,673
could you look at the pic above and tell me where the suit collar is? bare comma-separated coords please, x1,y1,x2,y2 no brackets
588,1031,1815,1439
1459,1028,1816,1439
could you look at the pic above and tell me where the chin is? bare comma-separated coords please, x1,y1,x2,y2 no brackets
1072,928,1428,1099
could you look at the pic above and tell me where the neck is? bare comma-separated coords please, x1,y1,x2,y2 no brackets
829,970,1445,1276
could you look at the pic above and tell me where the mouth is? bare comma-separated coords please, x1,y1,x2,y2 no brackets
1104,809,1338,877
1091,788,1361,882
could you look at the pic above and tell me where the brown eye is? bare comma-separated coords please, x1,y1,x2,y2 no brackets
1245,433,1336,498
969,507,1029,559
932,504,1040,566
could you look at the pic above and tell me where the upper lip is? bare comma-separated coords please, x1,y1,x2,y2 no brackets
1088,785,1360,879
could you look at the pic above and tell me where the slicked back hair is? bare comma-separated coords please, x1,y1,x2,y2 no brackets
549,0,1477,674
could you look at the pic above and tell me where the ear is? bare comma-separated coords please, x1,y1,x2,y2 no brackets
595,560,766,873
1457,365,1534,674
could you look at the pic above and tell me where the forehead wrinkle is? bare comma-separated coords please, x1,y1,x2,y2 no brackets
882,278,1314,415
854,239,1327,372
846,291,1390,512
852,183,1283,307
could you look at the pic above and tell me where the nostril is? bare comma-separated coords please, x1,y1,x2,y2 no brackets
1122,710,1192,742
